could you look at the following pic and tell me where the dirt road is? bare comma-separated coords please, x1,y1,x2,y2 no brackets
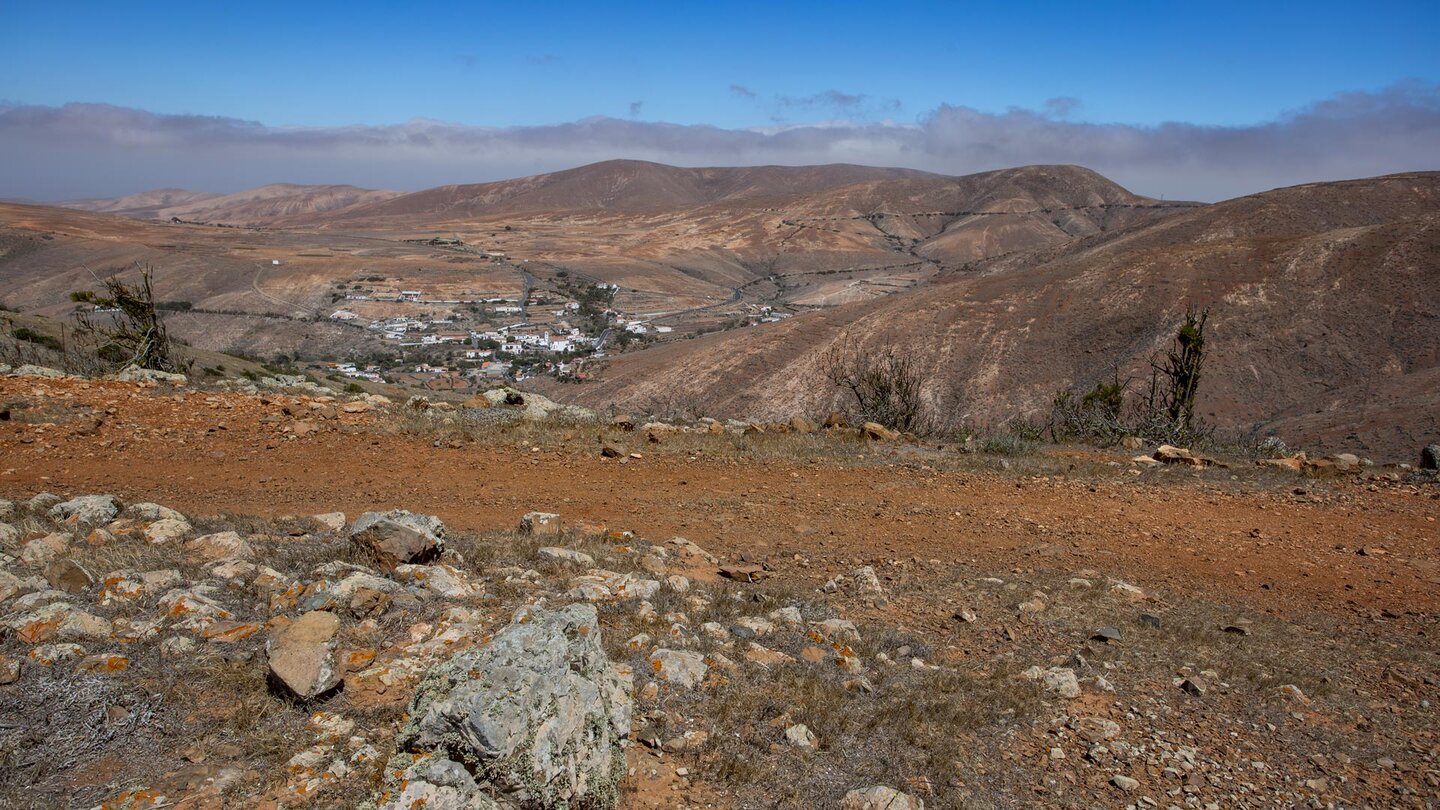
2,377,1436,627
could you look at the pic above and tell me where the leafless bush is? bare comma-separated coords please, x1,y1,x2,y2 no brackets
820,336,936,435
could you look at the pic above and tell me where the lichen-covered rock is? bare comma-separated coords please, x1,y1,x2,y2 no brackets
50,495,122,526
348,510,445,571
650,648,708,689
381,603,631,809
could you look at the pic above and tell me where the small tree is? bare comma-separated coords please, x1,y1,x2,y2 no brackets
1145,306,1208,436
70,266,185,373
820,336,934,434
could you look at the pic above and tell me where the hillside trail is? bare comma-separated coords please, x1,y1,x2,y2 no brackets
1,377,1436,632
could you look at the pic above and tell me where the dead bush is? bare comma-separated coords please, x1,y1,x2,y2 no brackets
820,336,937,435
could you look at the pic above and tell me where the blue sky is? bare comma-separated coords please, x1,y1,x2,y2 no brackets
1,1,1437,200
4,1,1435,129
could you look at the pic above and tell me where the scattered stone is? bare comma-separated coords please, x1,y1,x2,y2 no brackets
1025,666,1082,698
538,546,595,567
21,533,71,566
519,511,563,536
1092,625,1122,644
185,531,254,563
44,559,94,593
743,642,795,669
50,494,122,526
0,655,19,684
143,517,192,544
1153,445,1213,467
650,648,708,689
1073,716,1121,742
718,562,767,582
27,493,64,513
841,785,924,810
1179,677,1206,696
349,510,445,572
1138,613,1163,629
311,512,347,531
783,723,818,751
1111,774,1140,792
267,610,343,699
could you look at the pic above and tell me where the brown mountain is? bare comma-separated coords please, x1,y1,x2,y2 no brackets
61,188,225,217
539,171,1440,461
308,159,940,222
61,183,400,226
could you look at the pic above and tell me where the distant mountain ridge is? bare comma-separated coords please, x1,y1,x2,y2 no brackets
60,183,400,226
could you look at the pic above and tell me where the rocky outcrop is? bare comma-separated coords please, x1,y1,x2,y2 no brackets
379,603,631,810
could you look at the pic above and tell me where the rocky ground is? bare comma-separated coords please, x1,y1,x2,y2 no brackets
0,370,1437,808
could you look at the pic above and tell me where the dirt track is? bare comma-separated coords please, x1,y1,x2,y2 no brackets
3,378,1437,630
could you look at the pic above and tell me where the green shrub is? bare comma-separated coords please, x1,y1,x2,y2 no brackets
11,327,62,352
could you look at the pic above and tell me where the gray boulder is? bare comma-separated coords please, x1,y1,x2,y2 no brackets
1422,444,1439,471
348,510,445,571
382,603,631,809
49,495,121,526
26,493,63,514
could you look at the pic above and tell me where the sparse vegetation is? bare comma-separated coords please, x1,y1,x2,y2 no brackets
69,266,188,373
820,336,935,435
1049,307,1214,447
10,326,62,352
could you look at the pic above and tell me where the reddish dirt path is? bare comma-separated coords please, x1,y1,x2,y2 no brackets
3,378,1437,626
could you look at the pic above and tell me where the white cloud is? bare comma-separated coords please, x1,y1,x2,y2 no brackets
2,81,1436,201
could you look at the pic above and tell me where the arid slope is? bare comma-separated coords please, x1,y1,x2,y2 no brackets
543,172,1440,460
